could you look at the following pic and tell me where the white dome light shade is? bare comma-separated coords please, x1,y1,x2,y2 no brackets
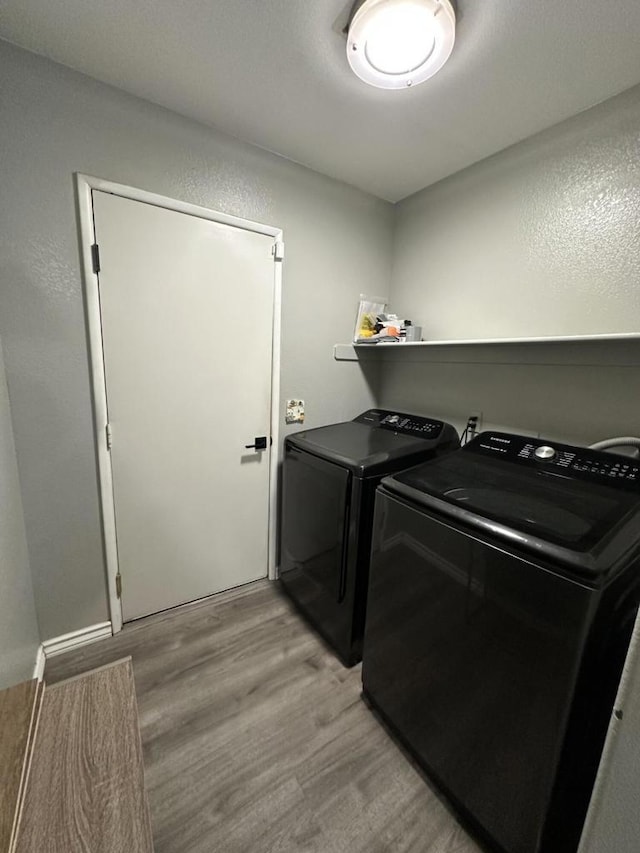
347,0,456,89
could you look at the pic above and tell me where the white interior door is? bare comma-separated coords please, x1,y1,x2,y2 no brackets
92,190,276,621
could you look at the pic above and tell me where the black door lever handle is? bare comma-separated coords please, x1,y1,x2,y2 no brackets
245,436,268,450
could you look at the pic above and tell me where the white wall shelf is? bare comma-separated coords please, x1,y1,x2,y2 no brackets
334,333,640,366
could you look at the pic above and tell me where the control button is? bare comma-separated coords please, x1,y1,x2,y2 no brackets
535,445,557,461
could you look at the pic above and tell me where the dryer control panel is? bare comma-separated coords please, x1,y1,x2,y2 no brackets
354,409,445,439
469,432,640,489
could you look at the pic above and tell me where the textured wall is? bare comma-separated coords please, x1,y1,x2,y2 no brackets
0,40,390,639
0,336,40,689
392,85,640,341
380,86,640,445
376,342,640,447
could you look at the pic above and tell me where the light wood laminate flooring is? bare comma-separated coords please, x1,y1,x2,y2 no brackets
16,660,153,853
0,680,42,853
45,581,483,853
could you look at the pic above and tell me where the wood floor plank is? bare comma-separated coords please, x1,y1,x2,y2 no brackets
16,659,152,853
45,581,484,853
0,679,41,853
9,681,44,853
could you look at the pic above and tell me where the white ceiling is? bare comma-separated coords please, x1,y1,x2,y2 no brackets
2,0,640,202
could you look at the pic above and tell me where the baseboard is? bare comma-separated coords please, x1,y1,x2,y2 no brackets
42,622,112,659
32,646,46,682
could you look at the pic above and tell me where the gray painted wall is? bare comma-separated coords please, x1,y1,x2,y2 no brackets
391,84,640,342
0,336,40,689
380,86,640,445
375,341,640,447
0,40,391,639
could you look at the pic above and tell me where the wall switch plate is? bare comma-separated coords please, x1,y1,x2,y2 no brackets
286,399,305,424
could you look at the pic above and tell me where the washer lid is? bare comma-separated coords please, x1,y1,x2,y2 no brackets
286,418,456,477
385,442,640,574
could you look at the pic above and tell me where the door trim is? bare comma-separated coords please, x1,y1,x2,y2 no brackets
76,173,283,633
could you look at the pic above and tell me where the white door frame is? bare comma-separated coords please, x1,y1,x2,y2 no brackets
76,174,283,633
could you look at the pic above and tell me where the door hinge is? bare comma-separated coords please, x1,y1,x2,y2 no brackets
115,573,122,599
91,243,101,274
105,423,112,450
272,240,284,262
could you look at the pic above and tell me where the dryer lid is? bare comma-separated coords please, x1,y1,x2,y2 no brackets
286,411,458,477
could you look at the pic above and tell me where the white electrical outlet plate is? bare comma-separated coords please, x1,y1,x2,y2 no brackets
286,399,305,424
469,411,483,433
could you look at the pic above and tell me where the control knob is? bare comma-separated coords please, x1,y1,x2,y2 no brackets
535,445,556,461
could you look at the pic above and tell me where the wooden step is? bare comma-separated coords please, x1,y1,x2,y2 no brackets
0,679,44,853
15,658,153,853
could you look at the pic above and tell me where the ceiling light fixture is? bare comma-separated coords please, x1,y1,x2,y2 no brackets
346,0,456,90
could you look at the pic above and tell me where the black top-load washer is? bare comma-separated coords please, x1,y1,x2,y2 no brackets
279,409,459,666
362,431,640,853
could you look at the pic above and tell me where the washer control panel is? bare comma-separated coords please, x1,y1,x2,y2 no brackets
469,432,640,489
354,409,445,439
